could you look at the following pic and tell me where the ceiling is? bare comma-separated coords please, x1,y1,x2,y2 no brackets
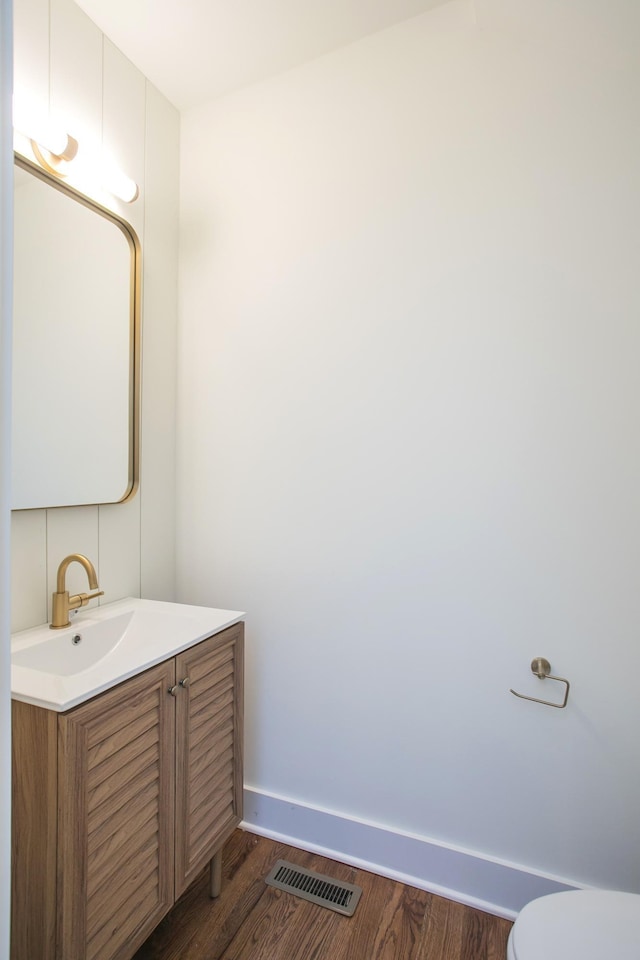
74,0,453,111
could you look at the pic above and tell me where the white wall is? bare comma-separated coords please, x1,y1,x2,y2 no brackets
11,0,180,631
177,0,640,901
1,0,14,951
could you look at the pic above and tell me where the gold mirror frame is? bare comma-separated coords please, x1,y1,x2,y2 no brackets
12,153,141,509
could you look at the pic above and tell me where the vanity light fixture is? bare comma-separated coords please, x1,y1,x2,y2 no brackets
99,160,139,204
33,139,140,204
13,103,78,166
29,131,79,176
15,120,139,204
27,123,78,163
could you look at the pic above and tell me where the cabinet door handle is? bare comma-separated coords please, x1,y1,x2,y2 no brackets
168,684,179,696
179,677,190,688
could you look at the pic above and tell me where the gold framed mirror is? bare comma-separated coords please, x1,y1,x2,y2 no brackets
12,154,141,509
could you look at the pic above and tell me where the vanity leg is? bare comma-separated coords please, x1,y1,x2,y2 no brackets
210,850,223,898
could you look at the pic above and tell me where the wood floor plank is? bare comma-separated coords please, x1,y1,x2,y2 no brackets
191,840,306,959
418,896,466,959
418,894,512,960
133,832,289,960
368,883,431,960
219,887,337,960
460,904,511,960
218,848,356,960
317,868,427,960
134,830,513,960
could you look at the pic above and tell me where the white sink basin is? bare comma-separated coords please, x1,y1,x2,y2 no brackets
12,612,133,676
11,597,244,711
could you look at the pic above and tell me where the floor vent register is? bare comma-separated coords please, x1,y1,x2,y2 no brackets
265,859,362,917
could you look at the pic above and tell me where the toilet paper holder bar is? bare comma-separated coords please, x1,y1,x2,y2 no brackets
510,657,570,709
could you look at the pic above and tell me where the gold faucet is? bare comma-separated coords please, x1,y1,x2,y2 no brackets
50,554,104,629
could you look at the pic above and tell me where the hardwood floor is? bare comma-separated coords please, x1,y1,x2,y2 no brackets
134,830,512,960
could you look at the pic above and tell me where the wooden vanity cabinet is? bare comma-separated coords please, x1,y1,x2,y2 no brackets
173,632,244,896
11,622,244,960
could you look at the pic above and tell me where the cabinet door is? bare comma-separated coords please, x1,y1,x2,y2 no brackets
57,660,176,960
174,623,244,896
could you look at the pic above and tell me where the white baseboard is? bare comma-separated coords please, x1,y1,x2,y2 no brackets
241,786,580,920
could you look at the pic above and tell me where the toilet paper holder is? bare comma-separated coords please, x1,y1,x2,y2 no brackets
510,657,570,709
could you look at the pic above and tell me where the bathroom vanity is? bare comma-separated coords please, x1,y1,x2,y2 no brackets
10,600,244,960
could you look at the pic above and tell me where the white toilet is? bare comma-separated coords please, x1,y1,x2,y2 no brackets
507,890,640,960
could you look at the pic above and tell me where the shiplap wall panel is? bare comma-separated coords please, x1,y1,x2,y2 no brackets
98,499,142,605
45,506,100,621
102,37,146,236
96,36,147,605
10,511,47,632
10,0,179,632
50,0,102,146
13,0,49,114
140,83,179,602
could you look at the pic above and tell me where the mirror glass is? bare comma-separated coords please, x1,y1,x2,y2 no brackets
12,156,140,509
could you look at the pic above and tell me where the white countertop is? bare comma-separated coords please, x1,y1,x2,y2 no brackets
11,597,245,712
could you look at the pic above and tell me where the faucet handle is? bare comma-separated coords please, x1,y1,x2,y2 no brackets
68,590,104,610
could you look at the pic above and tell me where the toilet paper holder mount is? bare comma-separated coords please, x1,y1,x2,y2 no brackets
510,657,570,709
